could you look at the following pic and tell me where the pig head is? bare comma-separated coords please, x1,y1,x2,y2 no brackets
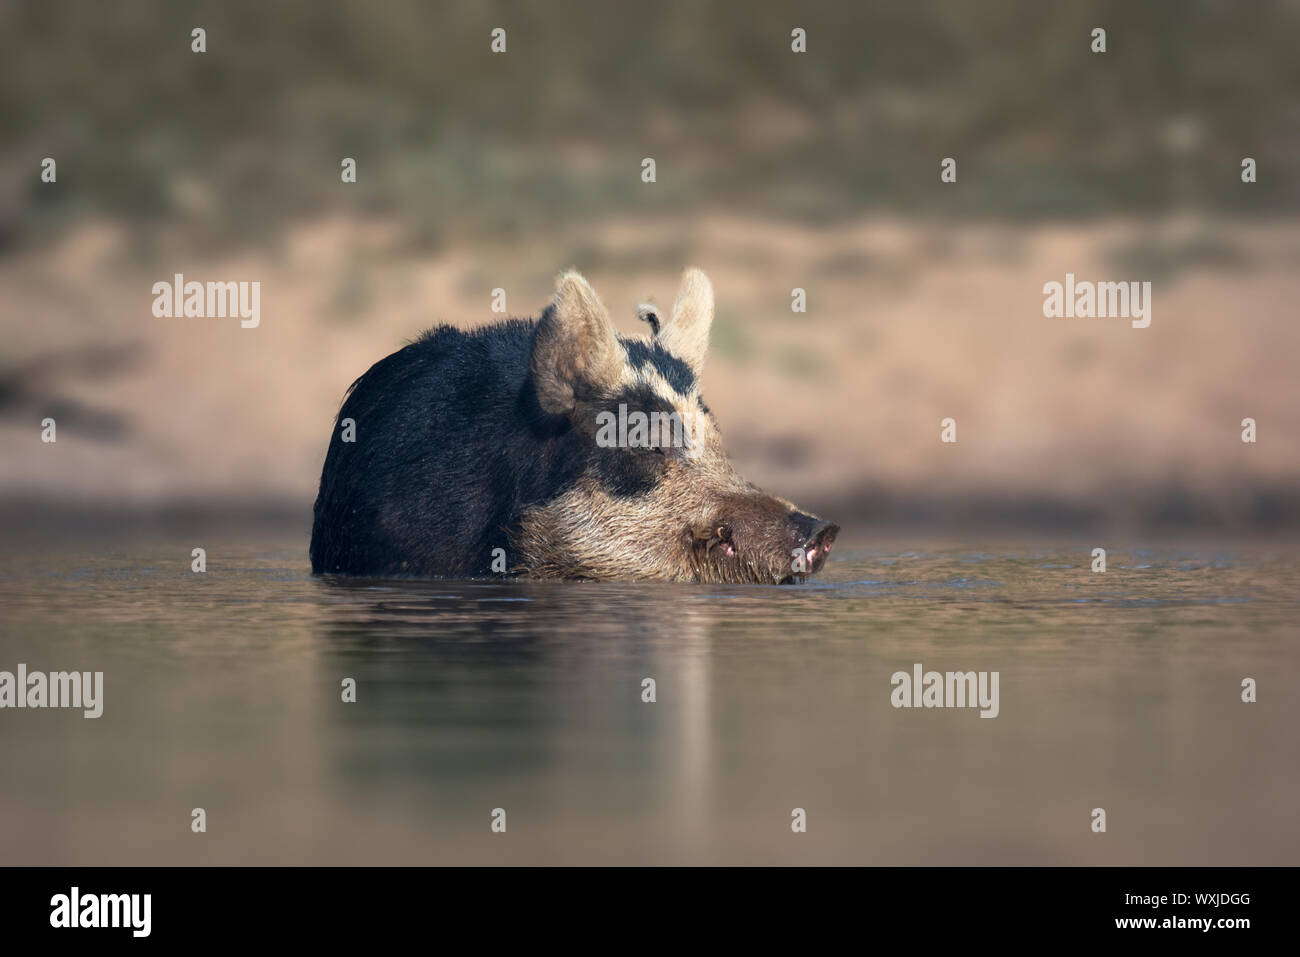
514,268,838,584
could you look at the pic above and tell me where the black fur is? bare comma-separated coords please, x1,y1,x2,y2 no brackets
622,339,696,395
310,318,666,576
586,382,677,498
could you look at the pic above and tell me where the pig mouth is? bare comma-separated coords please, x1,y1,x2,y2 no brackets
687,521,839,585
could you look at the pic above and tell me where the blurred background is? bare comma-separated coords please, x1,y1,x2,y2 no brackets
2,0,1299,539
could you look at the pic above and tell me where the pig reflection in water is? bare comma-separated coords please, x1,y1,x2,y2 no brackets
310,268,838,583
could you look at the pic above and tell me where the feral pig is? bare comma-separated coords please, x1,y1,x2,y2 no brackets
310,268,838,583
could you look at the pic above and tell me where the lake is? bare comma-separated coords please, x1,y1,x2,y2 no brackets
1,534,1296,865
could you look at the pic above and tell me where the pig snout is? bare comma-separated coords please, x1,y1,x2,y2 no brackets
790,511,840,575
693,506,839,584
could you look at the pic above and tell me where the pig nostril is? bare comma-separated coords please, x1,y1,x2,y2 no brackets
802,521,839,563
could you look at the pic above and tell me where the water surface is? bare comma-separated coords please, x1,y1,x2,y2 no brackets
1,537,1296,865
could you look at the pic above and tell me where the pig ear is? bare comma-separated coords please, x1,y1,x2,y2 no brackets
658,268,713,376
531,271,625,415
